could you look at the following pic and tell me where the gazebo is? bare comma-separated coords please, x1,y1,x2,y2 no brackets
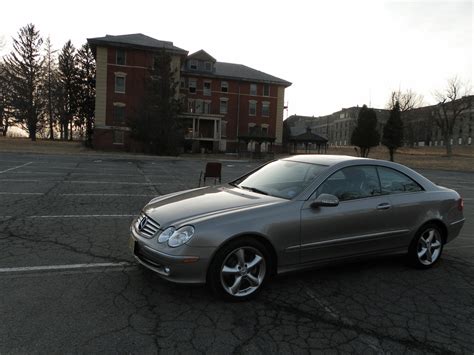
289,128,328,154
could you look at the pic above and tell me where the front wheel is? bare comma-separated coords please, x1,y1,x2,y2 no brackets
208,238,270,301
408,223,444,269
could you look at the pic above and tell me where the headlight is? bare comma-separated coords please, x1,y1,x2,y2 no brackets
168,225,195,248
158,227,175,243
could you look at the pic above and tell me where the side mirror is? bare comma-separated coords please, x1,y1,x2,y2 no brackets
311,193,339,208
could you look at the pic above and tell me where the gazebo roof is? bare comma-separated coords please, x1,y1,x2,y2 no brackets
290,128,328,144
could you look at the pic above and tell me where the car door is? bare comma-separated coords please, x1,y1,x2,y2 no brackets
299,165,406,264
376,166,426,249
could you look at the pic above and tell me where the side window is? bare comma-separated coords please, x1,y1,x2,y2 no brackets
316,166,380,201
377,167,423,194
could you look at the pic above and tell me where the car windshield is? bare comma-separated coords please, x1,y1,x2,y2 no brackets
232,160,328,199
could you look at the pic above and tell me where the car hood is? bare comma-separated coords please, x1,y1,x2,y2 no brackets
143,185,283,227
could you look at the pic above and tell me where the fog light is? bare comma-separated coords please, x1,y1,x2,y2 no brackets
164,267,170,274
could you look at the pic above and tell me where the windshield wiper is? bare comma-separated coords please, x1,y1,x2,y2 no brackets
228,181,239,188
240,186,268,195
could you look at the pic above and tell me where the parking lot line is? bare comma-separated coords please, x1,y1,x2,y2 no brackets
0,162,33,174
59,193,156,197
0,192,44,195
27,214,136,218
0,262,132,274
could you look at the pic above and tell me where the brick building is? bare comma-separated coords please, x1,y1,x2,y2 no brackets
87,33,291,152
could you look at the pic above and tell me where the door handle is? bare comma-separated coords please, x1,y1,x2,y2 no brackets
376,203,391,210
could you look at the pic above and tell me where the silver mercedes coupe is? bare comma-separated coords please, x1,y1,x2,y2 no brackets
129,155,465,301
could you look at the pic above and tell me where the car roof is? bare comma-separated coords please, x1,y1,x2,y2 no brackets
282,154,368,166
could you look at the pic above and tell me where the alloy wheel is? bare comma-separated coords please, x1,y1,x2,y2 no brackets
220,247,266,297
417,228,442,266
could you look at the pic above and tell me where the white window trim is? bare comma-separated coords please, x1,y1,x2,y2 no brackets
221,81,229,92
249,100,257,116
203,81,212,96
220,98,228,114
250,83,257,96
263,84,270,97
113,102,126,107
112,130,125,145
189,59,198,70
188,78,197,94
262,101,270,117
114,73,126,94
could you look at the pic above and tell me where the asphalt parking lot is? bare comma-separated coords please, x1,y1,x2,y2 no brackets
0,152,473,354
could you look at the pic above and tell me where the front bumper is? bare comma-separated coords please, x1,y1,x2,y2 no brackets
129,227,212,284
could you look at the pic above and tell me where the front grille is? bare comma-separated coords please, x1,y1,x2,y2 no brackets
135,212,160,238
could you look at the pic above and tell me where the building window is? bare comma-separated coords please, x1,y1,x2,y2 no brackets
204,61,212,71
113,130,124,145
115,75,126,93
249,100,257,116
220,99,228,114
195,99,203,114
113,104,125,123
189,59,198,70
250,84,257,96
262,102,270,117
116,49,126,65
189,79,197,94
203,81,211,96
221,81,228,93
221,120,227,138
203,101,211,114
263,84,270,96
261,124,269,135
187,99,195,113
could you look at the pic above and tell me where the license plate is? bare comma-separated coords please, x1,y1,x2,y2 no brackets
128,236,136,252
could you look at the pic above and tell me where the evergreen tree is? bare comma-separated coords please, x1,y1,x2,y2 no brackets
3,24,44,140
129,51,182,155
77,43,96,147
58,40,79,140
42,36,58,140
382,101,404,161
350,105,380,157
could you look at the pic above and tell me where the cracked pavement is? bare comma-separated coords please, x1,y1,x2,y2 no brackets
0,152,473,353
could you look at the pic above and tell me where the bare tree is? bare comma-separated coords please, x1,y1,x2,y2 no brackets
388,89,424,112
433,77,472,156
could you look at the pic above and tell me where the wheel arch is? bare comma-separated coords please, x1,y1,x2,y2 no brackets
417,219,448,244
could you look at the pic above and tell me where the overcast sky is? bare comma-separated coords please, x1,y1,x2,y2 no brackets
1,0,472,118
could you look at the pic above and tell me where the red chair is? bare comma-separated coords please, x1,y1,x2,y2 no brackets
199,162,222,186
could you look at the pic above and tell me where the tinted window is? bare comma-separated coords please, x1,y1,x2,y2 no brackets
234,160,327,199
377,167,423,194
317,166,381,201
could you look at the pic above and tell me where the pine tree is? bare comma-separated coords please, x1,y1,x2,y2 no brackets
58,40,79,140
3,24,44,140
77,43,96,147
382,101,403,161
129,51,182,155
42,36,58,140
350,105,380,157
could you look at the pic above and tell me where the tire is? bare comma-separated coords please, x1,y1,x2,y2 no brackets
408,223,444,269
208,237,271,301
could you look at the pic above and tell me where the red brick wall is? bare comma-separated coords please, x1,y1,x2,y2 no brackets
180,77,280,140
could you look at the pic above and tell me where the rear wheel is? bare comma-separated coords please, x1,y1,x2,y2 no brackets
408,223,444,269
208,238,270,301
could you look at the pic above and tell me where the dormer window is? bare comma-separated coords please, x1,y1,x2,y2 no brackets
189,59,198,70
204,61,212,71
